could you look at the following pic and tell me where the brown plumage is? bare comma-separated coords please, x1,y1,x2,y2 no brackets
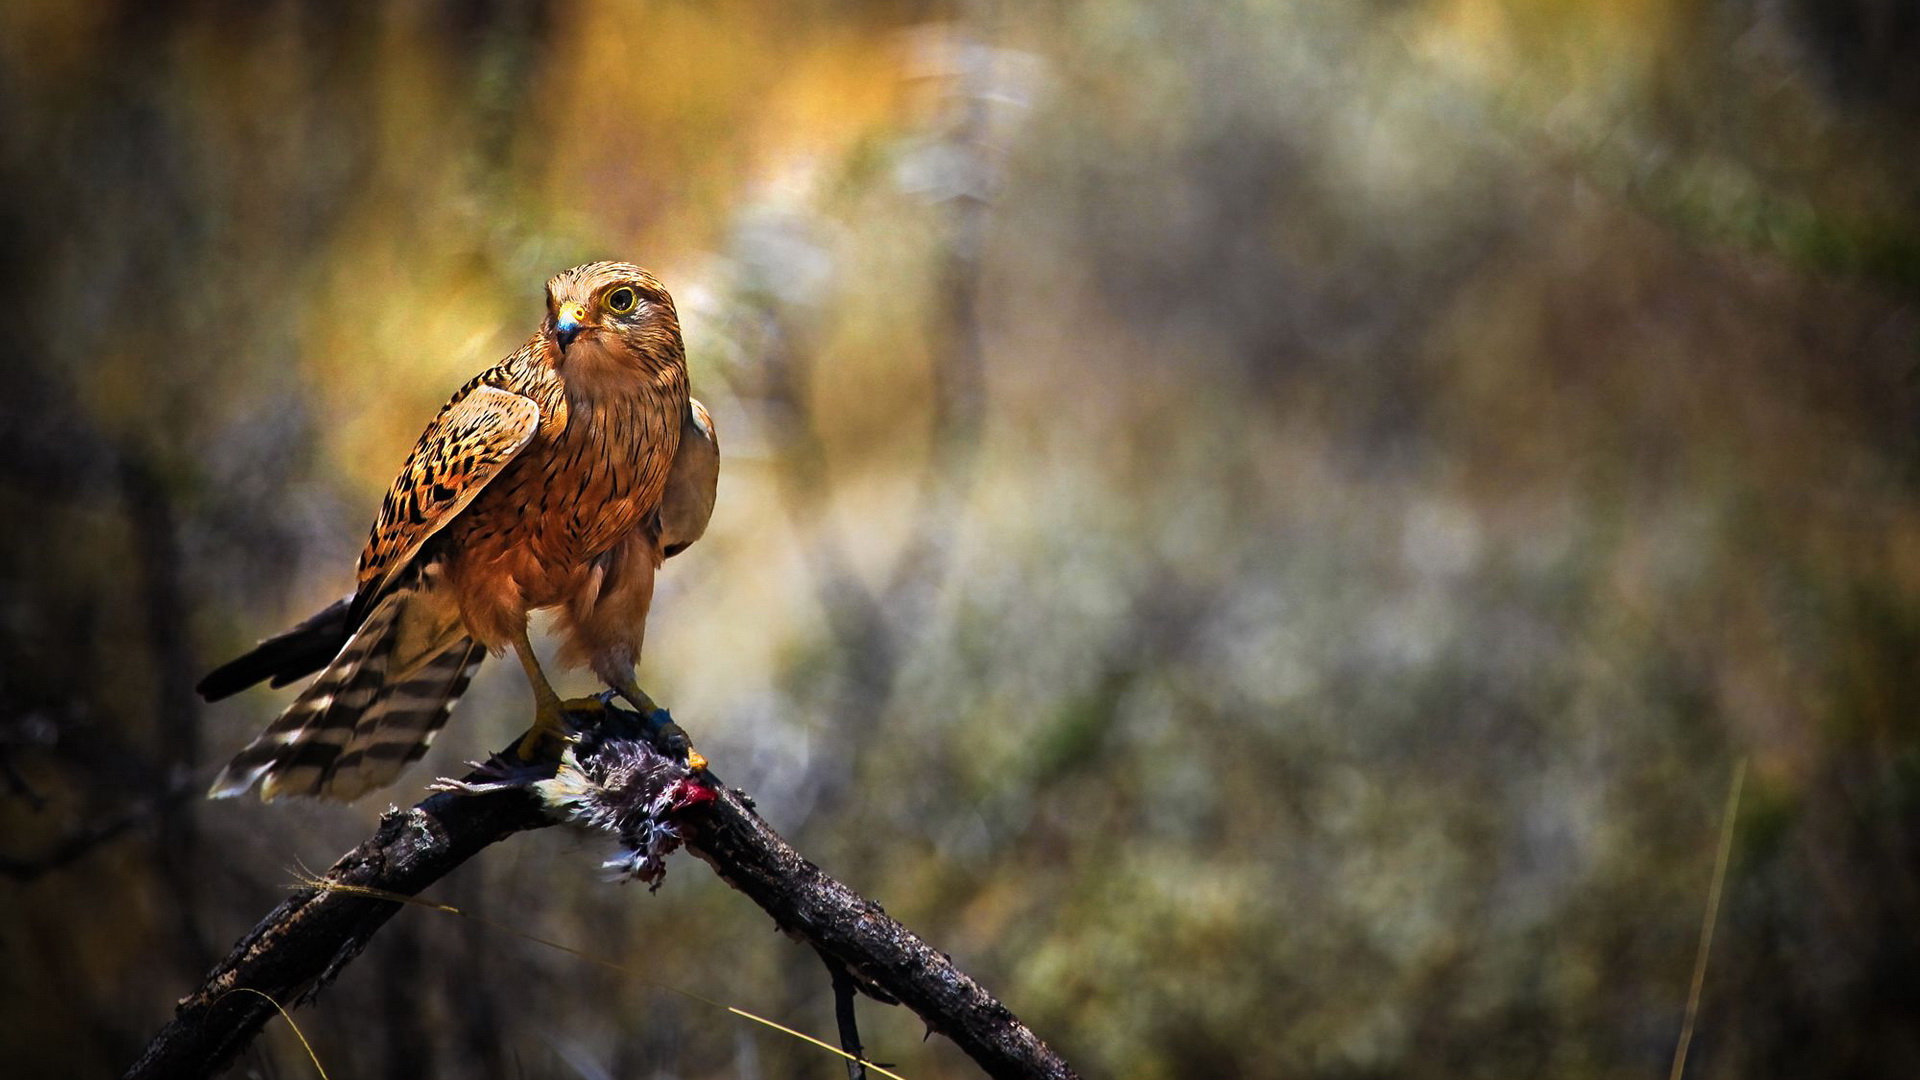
202,262,720,801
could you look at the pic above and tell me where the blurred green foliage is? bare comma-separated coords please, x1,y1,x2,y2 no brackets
2,1,1916,1077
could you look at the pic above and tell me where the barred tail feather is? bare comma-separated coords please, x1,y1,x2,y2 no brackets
208,594,483,802
319,639,485,802
207,596,402,800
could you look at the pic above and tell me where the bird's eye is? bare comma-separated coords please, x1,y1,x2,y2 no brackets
606,287,638,315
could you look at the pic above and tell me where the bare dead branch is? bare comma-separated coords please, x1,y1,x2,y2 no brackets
123,707,1078,1080
122,777,548,1080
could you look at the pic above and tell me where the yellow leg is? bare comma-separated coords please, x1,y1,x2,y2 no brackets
606,671,707,772
606,673,660,715
509,623,570,761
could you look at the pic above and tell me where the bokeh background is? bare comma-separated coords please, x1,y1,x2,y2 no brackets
3,1,1917,1077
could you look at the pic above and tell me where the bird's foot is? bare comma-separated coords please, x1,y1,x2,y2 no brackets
610,682,708,772
643,707,708,773
513,700,576,762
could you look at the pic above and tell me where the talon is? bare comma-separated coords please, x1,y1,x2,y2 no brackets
512,729,551,762
515,703,572,761
608,682,705,770
646,710,706,770
652,714,689,753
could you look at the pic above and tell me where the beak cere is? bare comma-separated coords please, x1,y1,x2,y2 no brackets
554,302,587,350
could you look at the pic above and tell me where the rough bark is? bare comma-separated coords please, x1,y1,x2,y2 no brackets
124,714,1078,1080
123,783,549,1080
682,785,1078,1080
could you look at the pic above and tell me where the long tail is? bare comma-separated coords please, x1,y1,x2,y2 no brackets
196,598,354,701
208,594,485,802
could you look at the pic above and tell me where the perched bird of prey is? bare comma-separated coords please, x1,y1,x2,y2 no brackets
200,262,719,801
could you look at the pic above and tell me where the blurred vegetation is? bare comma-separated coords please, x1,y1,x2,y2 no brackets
2,0,1916,1077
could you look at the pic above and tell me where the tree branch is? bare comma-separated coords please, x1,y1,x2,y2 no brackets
123,780,548,1079
683,772,1074,1080
123,707,1077,1080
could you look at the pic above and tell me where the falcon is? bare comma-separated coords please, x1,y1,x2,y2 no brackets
200,262,719,801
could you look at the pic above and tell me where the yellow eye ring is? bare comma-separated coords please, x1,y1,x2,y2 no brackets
606,287,638,315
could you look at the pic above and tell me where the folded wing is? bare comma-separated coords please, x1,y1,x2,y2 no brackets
206,383,544,800
355,384,543,604
660,397,719,558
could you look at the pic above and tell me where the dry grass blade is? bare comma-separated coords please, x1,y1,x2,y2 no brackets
1669,757,1747,1080
219,988,331,1080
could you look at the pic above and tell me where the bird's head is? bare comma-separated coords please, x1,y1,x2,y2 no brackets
542,262,684,383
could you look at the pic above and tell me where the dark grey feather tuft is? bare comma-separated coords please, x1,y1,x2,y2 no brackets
528,707,706,889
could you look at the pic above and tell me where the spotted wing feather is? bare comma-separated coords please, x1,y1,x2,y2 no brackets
356,384,542,601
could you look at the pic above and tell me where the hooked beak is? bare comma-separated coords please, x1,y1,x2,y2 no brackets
554,302,587,350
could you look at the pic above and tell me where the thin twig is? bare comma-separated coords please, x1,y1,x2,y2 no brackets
819,946,870,1080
